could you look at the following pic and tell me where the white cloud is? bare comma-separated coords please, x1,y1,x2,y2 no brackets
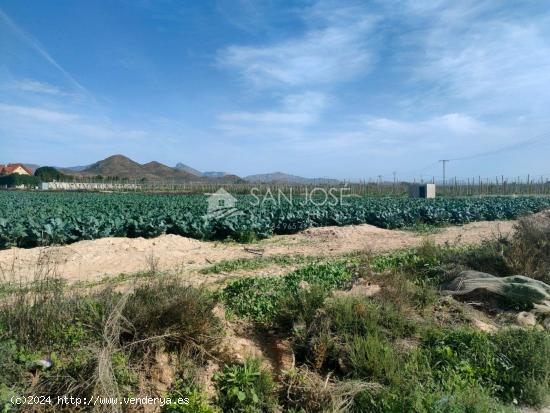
219,3,378,88
399,1,550,117
218,91,328,136
0,9,89,95
366,113,484,137
0,103,147,142
0,103,79,122
7,79,65,96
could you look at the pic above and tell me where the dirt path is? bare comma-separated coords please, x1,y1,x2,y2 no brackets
0,220,514,285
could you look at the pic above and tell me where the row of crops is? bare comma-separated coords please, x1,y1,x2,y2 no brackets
1,192,550,249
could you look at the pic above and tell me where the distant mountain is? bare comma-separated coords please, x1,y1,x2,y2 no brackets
22,164,41,173
244,172,340,184
173,163,228,178
203,171,227,177
76,155,155,179
64,164,91,172
46,156,338,185
142,161,197,179
61,155,241,183
174,163,202,176
208,174,243,184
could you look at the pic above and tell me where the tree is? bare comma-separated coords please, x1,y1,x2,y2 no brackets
34,166,63,182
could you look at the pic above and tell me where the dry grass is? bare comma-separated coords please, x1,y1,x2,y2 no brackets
282,367,380,413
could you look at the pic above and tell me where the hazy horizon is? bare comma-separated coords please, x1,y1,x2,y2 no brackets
2,1,550,181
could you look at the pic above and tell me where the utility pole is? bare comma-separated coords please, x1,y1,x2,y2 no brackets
439,160,450,187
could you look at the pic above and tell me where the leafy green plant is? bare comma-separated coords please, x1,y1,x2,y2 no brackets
163,381,219,413
221,262,354,322
2,192,549,249
214,359,277,413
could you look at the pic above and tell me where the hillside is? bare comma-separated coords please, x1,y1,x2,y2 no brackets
244,171,340,184
174,162,202,176
142,161,198,180
63,155,242,183
75,155,149,178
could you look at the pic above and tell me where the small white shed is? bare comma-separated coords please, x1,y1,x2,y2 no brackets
409,183,436,198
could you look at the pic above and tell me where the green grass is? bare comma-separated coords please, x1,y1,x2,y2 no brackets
288,291,548,412
420,327,550,406
200,254,317,274
2,213,549,412
401,222,445,234
0,277,222,411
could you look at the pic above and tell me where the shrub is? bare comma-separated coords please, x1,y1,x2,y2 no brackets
345,334,399,384
275,284,330,331
214,358,277,413
297,297,415,375
123,279,222,354
421,327,550,406
505,213,550,283
0,277,224,409
492,328,550,406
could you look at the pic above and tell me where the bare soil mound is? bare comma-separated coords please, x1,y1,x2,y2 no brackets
0,220,515,284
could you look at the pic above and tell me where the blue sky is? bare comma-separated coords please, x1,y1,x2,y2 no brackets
1,0,550,180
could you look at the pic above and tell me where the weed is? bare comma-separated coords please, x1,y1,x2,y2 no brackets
421,327,550,406
200,254,315,275
506,213,550,283
221,261,354,322
0,275,223,410
214,358,277,413
297,296,416,375
276,284,330,331
281,367,376,413
345,334,399,384
122,278,222,355
163,380,219,413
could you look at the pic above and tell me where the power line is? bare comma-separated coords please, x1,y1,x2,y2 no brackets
449,132,550,161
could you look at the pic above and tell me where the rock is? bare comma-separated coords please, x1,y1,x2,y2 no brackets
440,295,454,305
298,280,311,291
332,279,381,298
472,319,498,332
516,311,537,327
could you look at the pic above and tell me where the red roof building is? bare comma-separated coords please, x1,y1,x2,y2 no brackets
0,163,33,176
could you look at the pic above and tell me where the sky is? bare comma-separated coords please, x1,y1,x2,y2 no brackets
1,0,550,181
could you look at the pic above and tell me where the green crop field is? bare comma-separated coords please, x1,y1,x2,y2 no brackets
1,191,550,249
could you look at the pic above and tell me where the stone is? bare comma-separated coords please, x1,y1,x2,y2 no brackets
516,311,536,327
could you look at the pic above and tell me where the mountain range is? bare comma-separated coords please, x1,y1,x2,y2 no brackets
243,172,340,184
58,155,242,183
23,154,341,184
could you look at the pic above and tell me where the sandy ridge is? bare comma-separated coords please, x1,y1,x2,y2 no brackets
0,220,514,284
